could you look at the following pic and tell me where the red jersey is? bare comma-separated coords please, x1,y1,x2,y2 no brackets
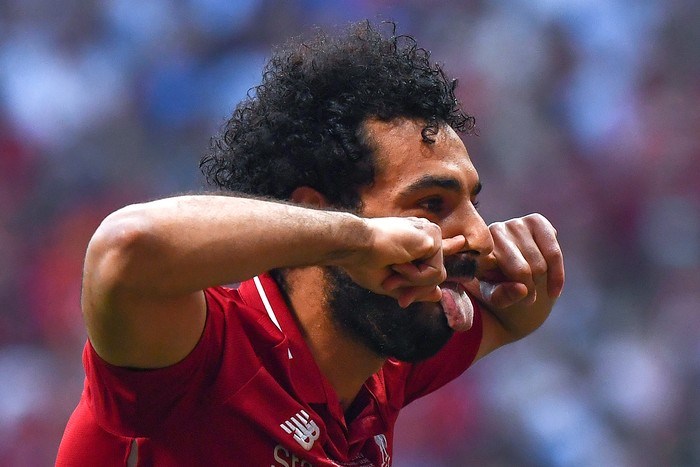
56,273,482,466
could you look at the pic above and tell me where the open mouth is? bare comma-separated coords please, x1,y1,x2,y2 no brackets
438,281,474,332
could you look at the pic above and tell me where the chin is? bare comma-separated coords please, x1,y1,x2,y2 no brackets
388,301,454,362
324,266,456,362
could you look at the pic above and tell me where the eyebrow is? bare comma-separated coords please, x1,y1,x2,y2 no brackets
400,175,482,197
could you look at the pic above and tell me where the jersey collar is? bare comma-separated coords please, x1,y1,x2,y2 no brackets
237,273,331,405
238,273,390,439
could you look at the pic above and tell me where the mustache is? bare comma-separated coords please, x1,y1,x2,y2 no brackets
444,253,478,279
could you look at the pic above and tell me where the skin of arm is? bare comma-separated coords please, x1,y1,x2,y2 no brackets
82,194,462,368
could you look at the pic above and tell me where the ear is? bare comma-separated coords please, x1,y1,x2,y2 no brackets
290,186,330,208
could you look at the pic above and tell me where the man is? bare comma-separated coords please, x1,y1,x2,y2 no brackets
57,21,563,466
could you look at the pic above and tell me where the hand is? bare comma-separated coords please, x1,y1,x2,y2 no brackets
470,213,564,311
338,216,466,307
383,232,466,307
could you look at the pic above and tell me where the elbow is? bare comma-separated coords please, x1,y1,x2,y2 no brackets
84,205,154,293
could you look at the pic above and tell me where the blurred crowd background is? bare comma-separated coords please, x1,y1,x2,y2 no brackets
0,0,698,465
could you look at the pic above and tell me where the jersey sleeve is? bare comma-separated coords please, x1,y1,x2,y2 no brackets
81,288,229,437
397,296,483,406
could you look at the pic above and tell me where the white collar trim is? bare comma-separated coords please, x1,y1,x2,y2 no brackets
253,275,293,359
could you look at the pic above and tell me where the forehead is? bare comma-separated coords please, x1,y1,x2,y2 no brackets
361,118,477,195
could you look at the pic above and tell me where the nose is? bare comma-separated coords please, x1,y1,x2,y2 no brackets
445,203,494,258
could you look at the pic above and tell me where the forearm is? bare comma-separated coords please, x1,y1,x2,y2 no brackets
82,193,452,368
87,194,368,297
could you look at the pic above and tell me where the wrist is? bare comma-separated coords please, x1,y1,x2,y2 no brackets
322,213,372,268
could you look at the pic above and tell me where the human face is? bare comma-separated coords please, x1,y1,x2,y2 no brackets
325,118,493,362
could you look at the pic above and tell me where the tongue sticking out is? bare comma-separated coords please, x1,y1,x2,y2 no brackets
439,283,475,332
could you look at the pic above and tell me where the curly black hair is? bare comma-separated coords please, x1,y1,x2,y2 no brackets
200,20,475,209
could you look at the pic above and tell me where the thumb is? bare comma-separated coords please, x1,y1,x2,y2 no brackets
480,281,531,309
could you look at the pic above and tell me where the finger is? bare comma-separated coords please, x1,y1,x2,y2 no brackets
389,262,421,278
480,281,529,309
390,261,440,279
386,260,446,290
382,266,415,291
441,235,466,257
489,228,537,296
416,239,446,274
510,233,545,306
530,217,565,298
392,226,448,283
396,285,442,308
392,234,466,289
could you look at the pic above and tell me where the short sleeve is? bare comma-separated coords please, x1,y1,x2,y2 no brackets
82,289,228,437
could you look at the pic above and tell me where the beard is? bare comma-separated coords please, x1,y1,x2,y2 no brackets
323,254,478,363
323,266,454,363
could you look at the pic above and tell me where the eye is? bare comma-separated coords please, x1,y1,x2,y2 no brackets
472,199,480,210
418,197,444,214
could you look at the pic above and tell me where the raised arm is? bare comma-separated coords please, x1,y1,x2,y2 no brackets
82,194,457,369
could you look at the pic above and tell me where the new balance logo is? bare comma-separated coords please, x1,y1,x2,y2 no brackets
280,410,320,451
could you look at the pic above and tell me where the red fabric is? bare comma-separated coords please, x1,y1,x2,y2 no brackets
56,274,482,466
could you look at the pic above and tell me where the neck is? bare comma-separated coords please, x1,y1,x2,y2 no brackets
283,267,385,410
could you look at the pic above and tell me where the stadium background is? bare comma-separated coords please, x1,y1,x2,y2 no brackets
0,0,698,465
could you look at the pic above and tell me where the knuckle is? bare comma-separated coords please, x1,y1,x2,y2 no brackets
511,262,532,279
419,238,437,257
526,212,555,230
492,217,527,235
426,222,441,237
488,221,507,234
525,212,545,223
549,244,563,260
530,258,548,276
